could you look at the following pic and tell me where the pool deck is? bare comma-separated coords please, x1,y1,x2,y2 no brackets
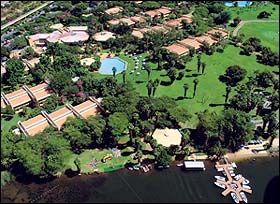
215,161,252,202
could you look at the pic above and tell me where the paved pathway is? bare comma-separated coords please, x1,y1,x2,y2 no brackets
1,1,54,30
233,19,279,36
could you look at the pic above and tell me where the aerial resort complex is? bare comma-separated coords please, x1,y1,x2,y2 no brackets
1,1,279,203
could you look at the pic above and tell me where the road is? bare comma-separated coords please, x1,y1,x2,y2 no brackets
232,19,279,36
1,1,54,31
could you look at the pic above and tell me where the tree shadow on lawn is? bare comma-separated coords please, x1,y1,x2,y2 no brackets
121,151,133,157
135,80,145,84
160,81,172,86
192,73,201,77
185,74,194,78
209,103,229,107
160,74,167,77
185,69,192,72
176,96,192,101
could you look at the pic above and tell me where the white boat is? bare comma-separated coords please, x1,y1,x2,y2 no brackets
242,179,250,185
234,174,242,180
133,166,140,170
177,163,183,167
128,167,133,171
231,192,239,203
214,182,226,189
214,176,226,181
232,162,237,168
242,184,251,190
240,192,248,203
227,166,234,170
222,171,227,176
217,167,224,171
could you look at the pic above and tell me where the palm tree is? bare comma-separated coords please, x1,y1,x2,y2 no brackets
193,78,199,98
181,129,190,149
202,62,206,74
167,68,177,84
197,61,201,73
197,53,201,64
145,65,152,80
122,70,126,83
183,83,189,98
146,80,153,97
152,79,160,96
112,67,117,79
225,86,231,103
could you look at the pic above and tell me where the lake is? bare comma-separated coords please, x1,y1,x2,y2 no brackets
1,156,279,203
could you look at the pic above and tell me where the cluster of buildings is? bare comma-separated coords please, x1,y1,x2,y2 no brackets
17,97,103,136
27,26,90,50
165,27,230,56
1,82,54,111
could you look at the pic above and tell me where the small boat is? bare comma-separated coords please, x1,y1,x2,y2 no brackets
222,171,227,176
133,166,140,170
234,174,242,180
232,162,237,168
242,179,250,185
231,192,239,203
215,176,226,181
217,167,224,171
177,163,184,167
230,173,236,176
214,182,226,189
242,184,251,190
240,192,248,203
227,166,234,170
128,167,133,171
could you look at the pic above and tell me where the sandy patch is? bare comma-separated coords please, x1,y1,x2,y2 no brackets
152,128,182,147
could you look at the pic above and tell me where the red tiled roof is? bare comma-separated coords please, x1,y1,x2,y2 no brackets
195,35,218,45
29,82,53,101
132,29,144,38
145,10,160,18
108,19,120,25
179,37,203,50
120,18,135,26
156,7,171,15
105,6,123,15
165,44,189,55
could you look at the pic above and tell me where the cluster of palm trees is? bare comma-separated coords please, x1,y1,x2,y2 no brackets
146,79,160,97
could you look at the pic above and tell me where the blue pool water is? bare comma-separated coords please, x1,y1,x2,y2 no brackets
225,1,251,7
99,57,127,75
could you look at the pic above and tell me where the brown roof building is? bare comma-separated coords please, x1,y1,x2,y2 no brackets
18,98,103,136
1,82,53,110
178,37,203,50
207,27,230,39
130,15,146,23
195,34,219,46
104,6,123,15
165,43,189,56
131,29,144,39
120,17,136,26
107,19,120,25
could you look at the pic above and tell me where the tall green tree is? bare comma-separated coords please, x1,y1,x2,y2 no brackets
225,86,231,103
193,78,199,98
4,59,25,89
146,80,153,97
219,65,247,87
145,65,152,80
122,70,126,84
201,62,206,74
183,83,189,98
167,68,177,84
112,67,117,79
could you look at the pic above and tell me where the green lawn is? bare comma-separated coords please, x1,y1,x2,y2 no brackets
227,2,279,21
238,22,279,52
94,45,278,127
66,148,137,174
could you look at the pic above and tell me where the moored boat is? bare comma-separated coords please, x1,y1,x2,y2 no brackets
230,192,239,203
214,176,226,181
227,166,234,170
240,192,248,203
234,174,242,180
214,182,226,189
177,163,184,167
232,162,237,168
217,167,224,171
242,184,251,190
242,179,250,185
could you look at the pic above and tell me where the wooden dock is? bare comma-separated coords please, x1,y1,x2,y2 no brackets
214,161,252,202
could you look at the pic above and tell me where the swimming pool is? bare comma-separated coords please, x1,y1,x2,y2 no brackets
99,57,127,75
225,1,252,7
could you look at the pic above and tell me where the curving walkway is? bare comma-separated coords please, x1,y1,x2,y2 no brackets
233,19,279,36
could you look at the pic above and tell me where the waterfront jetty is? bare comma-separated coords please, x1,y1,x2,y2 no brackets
214,161,252,203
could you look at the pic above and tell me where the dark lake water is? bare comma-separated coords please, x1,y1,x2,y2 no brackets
1,157,279,203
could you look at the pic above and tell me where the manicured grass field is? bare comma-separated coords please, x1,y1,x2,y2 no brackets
227,2,279,21
238,22,279,52
66,148,137,173
94,45,278,127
